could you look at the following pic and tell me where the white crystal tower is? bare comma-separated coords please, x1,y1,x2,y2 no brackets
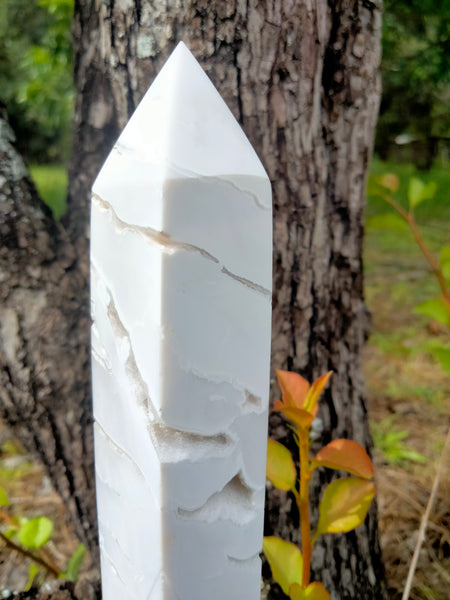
91,42,272,600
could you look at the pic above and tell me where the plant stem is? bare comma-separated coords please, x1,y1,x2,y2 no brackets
384,195,450,313
0,508,17,528
0,530,62,577
298,434,312,588
39,546,64,578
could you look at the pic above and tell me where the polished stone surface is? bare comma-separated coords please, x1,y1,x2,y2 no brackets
91,42,272,600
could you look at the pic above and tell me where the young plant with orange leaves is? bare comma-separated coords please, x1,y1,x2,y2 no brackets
264,370,375,600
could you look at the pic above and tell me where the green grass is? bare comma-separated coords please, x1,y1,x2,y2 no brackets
30,165,67,220
364,159,450,452
370,417,427,467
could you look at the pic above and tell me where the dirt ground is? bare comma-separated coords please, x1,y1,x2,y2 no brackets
365,351,449,600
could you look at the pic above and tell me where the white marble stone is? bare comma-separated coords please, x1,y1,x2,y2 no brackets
91,41,272,600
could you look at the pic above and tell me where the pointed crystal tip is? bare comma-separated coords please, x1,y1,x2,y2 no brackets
109,41,268,179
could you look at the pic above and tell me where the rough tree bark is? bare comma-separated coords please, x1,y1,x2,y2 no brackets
0,106,98,557
66,1,387,598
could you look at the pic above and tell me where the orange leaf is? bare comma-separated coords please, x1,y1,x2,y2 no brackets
377,173,399,192
289,582,331,600
277,406,316,431
266,439,297,491
316,477,375,536
303,371,332,413
276,370,310,409
312,440,374,479
263,537,303,595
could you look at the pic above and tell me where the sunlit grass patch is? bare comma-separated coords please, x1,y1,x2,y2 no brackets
30,165,67,220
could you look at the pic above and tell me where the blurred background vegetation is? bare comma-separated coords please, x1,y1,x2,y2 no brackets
0,0,449,175
0,0,73,165
0,0,448,217
377,0,450,169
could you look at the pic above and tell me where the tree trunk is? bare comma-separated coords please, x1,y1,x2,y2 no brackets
69,1,387,598
0,106,98,558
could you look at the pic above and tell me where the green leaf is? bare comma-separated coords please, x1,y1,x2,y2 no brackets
432,347,450,373
372,421,426,466
440,246,450,265
0,486,10,506
263,537,303,595
366,214,408,232
422,181,437,202
408,177,436,208
289,582,331,600
442,263,450,282
440,247,450,282
266,439,297,492
408,178,424,207
61,543,86,582
4,526,18,540
440,246,450,264
413,298,450,327
18,516,54,549
394,448,427,463
312,440,374,479
25,564,40,592
316,478,375,536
